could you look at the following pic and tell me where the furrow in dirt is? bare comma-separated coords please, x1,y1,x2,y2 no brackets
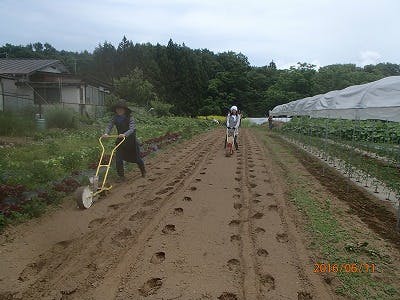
236,133,261,300
0,128,339,300
114,130,242,299
0,130,221,300
250,129,336,299
273,134,400,249
94,133,226,299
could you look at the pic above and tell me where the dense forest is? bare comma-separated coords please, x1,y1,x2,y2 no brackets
1,38,400,116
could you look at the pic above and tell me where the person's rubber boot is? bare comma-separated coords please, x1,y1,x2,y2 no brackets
139,165,146,178
116,176,126,183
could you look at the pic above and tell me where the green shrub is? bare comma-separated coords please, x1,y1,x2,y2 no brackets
22,198,47,218
105,94,119,111
29,161,57,184
18,106,37,117
61,151,83,172
0,112,35,136
79,113,95,125
45,106,78,129
150,99,174,116
0,213,6,231
8,211,28,224
33,128,67,141
81,146,101,162
32,131,45,141
241,119,257,128
47,128,68,138
46,140,60,155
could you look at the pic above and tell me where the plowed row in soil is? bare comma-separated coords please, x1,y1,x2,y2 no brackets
0,129,353,299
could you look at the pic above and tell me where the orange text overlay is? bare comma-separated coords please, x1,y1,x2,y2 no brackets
314,263,376,273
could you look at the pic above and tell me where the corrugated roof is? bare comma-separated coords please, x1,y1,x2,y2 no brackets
0,59,64,75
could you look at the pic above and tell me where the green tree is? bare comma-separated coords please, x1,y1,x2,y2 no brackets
114,68,157,106
92,42,117,82
3,41,399,117
312,64,381,94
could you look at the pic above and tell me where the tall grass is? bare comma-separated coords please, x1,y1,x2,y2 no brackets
0,112,35,136
45,106,78,129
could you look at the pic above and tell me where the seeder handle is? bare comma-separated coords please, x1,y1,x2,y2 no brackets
95,135,126,190
98,135,126,154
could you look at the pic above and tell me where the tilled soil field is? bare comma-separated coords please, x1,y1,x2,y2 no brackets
2,128,396,299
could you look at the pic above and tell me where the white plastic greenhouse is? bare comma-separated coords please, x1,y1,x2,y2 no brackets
270,76,400,122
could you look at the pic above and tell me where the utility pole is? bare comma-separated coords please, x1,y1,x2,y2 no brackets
72,58,77,74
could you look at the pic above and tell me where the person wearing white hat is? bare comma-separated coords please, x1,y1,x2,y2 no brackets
225,105,241,150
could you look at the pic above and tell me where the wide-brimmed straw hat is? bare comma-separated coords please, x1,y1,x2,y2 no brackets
112,100,132,113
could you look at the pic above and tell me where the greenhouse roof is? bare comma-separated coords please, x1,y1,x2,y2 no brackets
270,76,400,122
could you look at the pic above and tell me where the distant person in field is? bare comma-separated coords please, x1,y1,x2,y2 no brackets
226,105,241,150
102,100,146,181
238,109,243,127
268,115,273,130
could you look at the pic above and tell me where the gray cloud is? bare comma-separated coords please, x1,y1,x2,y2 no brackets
1,0,399,68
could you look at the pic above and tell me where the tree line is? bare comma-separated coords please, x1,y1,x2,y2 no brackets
1,38,400,116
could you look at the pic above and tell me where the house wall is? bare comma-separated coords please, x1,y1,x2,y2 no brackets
18,84,35,101
0,78,35,113
54,84,106,117
0,79,3,111
82,85,106,117
61,86,80,104
33,86,60,104
85,85,106,106
84,104,106,117
0,75,107,117
85,85,98,105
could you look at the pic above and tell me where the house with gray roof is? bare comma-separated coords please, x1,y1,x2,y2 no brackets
0,59,111,117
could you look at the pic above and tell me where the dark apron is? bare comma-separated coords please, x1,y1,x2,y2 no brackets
114,116,140,163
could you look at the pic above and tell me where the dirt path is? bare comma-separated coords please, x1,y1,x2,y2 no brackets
0,129,335,300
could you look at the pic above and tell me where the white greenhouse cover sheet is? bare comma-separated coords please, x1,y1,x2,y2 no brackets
270,76,400,122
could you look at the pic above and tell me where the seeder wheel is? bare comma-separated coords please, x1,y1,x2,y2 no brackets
75,186,94,209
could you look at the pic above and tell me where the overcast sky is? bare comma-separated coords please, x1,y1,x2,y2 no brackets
1,0,399,68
